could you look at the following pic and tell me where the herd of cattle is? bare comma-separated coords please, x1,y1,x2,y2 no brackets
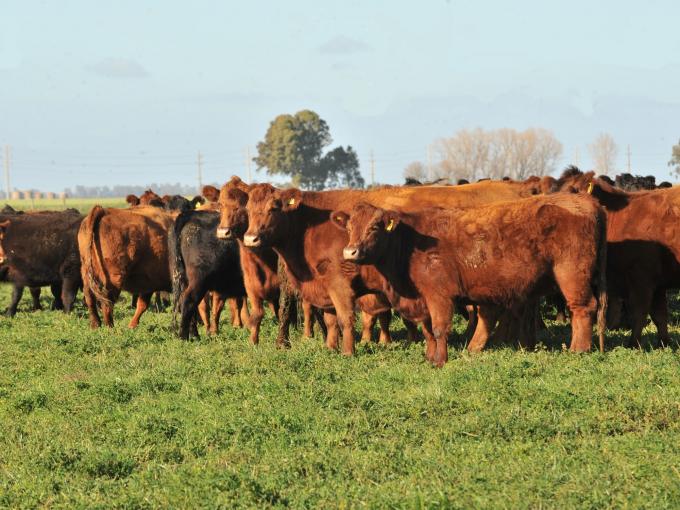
0,168,677,366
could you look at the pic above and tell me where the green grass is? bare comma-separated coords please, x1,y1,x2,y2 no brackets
3,197,126,213
0,286,678,509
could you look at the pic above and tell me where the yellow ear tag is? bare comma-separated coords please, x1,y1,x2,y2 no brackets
336,216,343,222
587,182,594,194
385,219,395,232
288,198,296,206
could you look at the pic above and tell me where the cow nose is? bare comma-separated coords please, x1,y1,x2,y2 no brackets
244,234,261,247
343,246,360,260
216,227,231,239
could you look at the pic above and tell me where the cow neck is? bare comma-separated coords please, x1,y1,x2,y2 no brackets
591,181,633,212
271,203,329,283
372,219,427,300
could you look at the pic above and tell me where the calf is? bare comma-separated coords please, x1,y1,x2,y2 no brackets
78,205,176,328
0,210,83,315
333,194,607,366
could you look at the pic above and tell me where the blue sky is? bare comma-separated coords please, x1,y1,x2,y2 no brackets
1,0,680,192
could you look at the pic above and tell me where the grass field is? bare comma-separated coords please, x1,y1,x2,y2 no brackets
0,284,678,509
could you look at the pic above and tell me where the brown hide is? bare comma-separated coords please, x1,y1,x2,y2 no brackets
78,205,177,329
554,169,680,346
335,194,606,366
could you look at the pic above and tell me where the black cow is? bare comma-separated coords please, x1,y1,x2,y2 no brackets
0,210,83,316
169,210,248,339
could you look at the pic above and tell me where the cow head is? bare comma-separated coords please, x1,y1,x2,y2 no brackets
216,187,249,240
202,185,220,203
162,194,205,212
0,220,10,264
331,202,400,263
243,184,302,248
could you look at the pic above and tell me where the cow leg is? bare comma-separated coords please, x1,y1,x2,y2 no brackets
428,300,453,367
29,287,42,311
239,297,250,326
275,290,295,348
82,284,101,328
422,318,436,362
179,285,206,339
6,285,24,317
101,300,115,328
60,278,79,314
227,297,242,328
404,318,420,344
302,299,314,338
197,294,210,330
323,310,339,351
313,306,328,340
210,293,226,335
467,304,500,353
518,301,538,351
269,300,279,320
50,283,64,310
626,285,653,349
128,292,151,328
360,312,376,343
462,304,478,341
247,296,265,345
650,289,670,348
130,293,138,309
377,310,392,345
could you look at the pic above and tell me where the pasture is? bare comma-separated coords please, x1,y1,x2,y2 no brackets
0,282,678,508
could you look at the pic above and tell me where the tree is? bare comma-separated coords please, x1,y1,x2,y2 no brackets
403,161,427,182
432,127,562,181
254,110,364,190
588,133,618,175
669,139,680,176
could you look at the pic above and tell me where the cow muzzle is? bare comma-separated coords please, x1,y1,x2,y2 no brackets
216,227,232,239
244,234,262,247
343,246,362,261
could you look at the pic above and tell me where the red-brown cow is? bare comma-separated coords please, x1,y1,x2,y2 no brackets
553,167,680,347
332,194,607,366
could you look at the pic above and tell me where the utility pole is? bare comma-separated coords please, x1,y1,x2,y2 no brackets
245,146,252,183
197,151,203,194
573,147,580,168
626,144,631,173
370,150,375,186
3,145,10,200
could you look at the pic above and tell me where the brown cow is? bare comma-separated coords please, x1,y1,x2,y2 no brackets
333,194,607,366
553,167,680,347
238,178,556,355
78,205,176,329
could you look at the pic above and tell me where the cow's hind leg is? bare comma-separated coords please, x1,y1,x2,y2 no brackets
467,304,500,353
360,312,376,343
302,299,314,338
210,293,226,335
82,283,101,328
377,310,392,345
197,294,210,330
650,289,670,348
556,271,597,352
626,285,653,349
29,287,42,311
179,285,206,339
128,292,151,328
247,295,265,345
50,283,64,310
227,297,242,328
323,310,339,351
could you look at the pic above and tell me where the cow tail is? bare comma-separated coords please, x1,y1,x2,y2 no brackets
274,257,297,347
596,208,608,353
81,206,111,305
168,211,190,327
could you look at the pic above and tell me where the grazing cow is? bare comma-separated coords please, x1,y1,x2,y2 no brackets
78,206,176,329
169,210,248,339
553,167,680,347
0,210,83,316
333,195,607,366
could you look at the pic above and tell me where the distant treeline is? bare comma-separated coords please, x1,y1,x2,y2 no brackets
63,183,218,198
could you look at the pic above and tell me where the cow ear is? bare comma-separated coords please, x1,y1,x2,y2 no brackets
191,196,205,208
383,211,401,233
126,194,140,206
0,219,10,236
202,185,220,202
330,210,349,230
281,189,302,211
